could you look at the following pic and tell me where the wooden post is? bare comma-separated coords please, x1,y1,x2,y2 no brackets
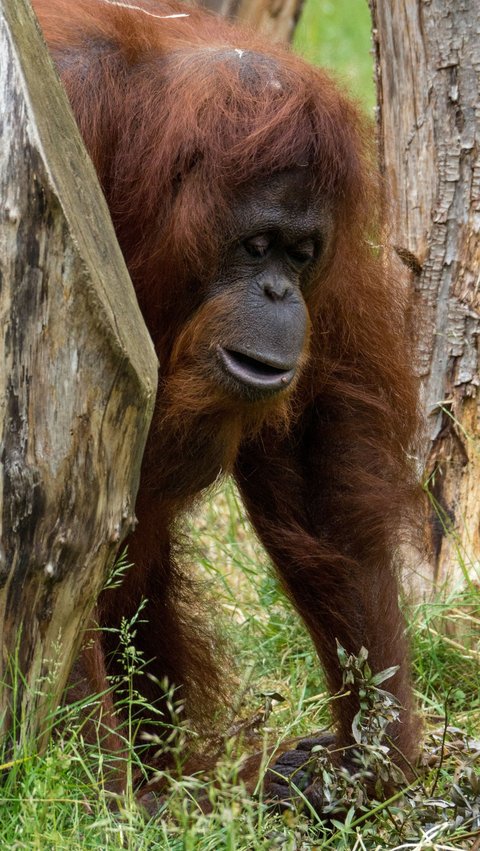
370,1,480,588
0,0,157,747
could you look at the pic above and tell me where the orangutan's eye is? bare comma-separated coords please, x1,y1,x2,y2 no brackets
288,239,317,266
244,234,271,258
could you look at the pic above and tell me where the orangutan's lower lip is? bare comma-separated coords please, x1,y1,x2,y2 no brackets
217,346,295,390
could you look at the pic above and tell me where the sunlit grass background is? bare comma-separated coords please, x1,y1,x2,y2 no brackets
0,1,478,849
294,0,375,110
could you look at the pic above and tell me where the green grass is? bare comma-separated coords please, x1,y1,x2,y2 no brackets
0,482,478,849
294,0,375,110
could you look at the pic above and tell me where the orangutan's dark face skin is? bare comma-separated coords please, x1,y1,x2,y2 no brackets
211,170,332,399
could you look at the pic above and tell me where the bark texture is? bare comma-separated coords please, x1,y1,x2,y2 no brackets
0,0,157,747
197,0,305,42
370,1,480,587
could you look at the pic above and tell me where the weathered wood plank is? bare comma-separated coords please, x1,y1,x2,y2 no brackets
0,0,157,746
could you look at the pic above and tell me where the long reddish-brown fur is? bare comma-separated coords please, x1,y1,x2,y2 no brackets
33,0,422,795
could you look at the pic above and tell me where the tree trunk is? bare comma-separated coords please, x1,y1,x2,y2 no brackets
0,0,157,749
197,0,305,42
370,1,480,588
